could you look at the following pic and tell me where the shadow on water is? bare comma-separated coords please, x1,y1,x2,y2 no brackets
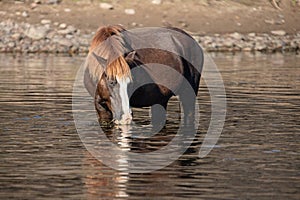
0,53,299,199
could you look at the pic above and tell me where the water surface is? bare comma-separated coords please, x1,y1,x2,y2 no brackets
0,53,299,199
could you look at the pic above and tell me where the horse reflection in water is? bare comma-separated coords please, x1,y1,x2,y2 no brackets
82,124,202,199
83,25,203,126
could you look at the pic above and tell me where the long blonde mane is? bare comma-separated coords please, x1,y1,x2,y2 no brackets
87,25,131,81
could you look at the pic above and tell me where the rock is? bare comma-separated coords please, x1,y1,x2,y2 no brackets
53,35,73,47
230,32,242,40
30,3,38,9
57,25,76,35
22,11,28,18
124,9,135,15
65,34,73,39
64,8,71,12
41,19,51,25
11,33,21,40
46,0,60,4
59,23,67,29
46,31,56,39
100,3,114,10
131,22,137,27
275,19,285,25
264,19,274,25
44,24,51,29
255,43,267,51
271,30,286,36
243,47,252,51
223,39,234,47
8,42,15,48
178,20,188,28
192,36,200,43
248,33,256,37
77,37,89,46
152,0,162,5
24,26,49,40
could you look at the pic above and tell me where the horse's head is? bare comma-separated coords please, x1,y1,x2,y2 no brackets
86,25,139,125
93,52,135,125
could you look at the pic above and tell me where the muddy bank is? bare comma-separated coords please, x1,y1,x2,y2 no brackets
0,20,299,54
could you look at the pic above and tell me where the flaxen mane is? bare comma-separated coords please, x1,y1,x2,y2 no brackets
87,25,131,81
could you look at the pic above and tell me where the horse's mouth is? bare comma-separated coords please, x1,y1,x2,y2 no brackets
114,114,132,125
114,119,132,125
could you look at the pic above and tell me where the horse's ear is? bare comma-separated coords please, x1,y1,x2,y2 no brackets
125,51,140,64
92,52,107,67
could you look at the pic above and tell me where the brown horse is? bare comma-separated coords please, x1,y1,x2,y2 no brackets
84,25,203,125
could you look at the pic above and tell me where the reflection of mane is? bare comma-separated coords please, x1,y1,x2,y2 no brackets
89,25,131,80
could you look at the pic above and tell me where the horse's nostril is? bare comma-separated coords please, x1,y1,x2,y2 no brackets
114,113,132,125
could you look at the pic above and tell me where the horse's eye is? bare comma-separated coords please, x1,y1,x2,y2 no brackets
99,99,107,105
108,80,117,86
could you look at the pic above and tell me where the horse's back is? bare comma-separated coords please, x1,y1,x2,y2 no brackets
126,27,203,94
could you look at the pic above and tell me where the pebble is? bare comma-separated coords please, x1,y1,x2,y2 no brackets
271,30,286,36
100,3,114,10
8,42,15,48
30,3,38,9
65,34,73,39
54,38,73,47
57,25,76,35
248,33,256,37
264,19,275,25
24,25,49,40
41,19,51,25
22,11,28,18
59,23,67,29
46,0,60,4
124,9,135,15
152,0,162,5
64,8,71,13
230,32,242,40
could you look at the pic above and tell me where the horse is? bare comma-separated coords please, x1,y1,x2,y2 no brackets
83,25,203,126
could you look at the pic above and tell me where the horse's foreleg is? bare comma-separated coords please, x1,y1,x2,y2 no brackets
182,97,196,126
151,102,167,130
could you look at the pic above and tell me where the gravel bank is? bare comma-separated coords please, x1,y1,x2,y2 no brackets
0,20,299,54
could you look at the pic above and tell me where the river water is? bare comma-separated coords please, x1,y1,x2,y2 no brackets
0,53,299,199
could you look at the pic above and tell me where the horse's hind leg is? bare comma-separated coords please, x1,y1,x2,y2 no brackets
179,88,196,126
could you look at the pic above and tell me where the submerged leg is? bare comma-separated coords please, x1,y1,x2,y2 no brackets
181,96,196,126
179,86,197,126
151,103,167,131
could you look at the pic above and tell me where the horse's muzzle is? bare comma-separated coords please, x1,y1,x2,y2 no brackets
114,113,132,125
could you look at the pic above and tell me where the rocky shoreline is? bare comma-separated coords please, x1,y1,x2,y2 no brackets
0,19,299,54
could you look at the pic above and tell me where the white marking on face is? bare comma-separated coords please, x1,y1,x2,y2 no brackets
116,76,132,124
